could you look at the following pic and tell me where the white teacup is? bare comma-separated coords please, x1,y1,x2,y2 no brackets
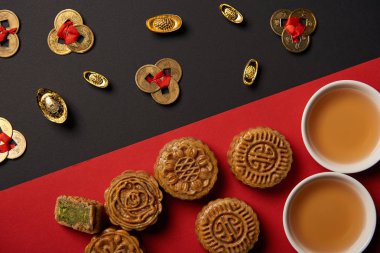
283,172,376,253
301,80,380,173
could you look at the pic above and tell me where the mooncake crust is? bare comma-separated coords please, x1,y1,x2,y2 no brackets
104,170,163,231
195,198,260,253
85,228,143,253
154,137,218,200
228,127,293,188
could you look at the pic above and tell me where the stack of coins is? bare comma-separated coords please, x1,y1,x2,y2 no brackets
135,58,182,105
0,117,27,163
270,8,317,53
0,10,20,58
47,9,94,55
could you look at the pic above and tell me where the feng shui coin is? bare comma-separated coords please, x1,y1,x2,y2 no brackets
66,25,94,53
36,88,68,124
0,117,13,137
135,64,162,93
0,150,7,163
219,3,244,24
195,198,260,253
83,71,109,88
146,14,182,33
281,30,310,53
7,130,26,159
54,9,83,31
0,9,20,32
243,59,258,86
47,29,71,55
0,34,19,58
155,58,182,82
289,8,317,36
151,79,180,105
270,9,291,36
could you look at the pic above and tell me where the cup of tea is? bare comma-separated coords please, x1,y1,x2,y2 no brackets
301,80,380,173
283,172,376,252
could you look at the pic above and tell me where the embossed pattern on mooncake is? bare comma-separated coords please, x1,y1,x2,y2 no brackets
154,138,218,200
228,127,293,188
195,198,260,253
104,170,163,231
85,228,143,253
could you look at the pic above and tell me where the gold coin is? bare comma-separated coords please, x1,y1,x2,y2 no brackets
7,130,26,159
0,9,20,32
155,58,182,82
135,64,161,93
0,151,7,163
54,9,83,31
151,79,180,105
243,59,258,86
67,25,94,54
47,28,71,55
0,34,19,58
281,30,310,53
0,117,13,137
36,88,68,124
83,71,109,88
289,8,317,36
219,3,244,24
146,14,182,33
270,9,291,36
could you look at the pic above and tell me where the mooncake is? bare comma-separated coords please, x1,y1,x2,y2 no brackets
54,195,103,234
154,137,218,200
195,198,260,253
104,170,163,231
228,127,292,188
85,228,143,253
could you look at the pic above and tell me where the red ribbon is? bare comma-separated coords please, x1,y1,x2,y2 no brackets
284,17,305,43
57,21,80,45
145,69,171,89
0,26,17,43
0,132,16,153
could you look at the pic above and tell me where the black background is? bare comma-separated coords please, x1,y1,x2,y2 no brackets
0,0,379,190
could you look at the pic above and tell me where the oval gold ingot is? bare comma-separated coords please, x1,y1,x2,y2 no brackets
0,34,19,58
289,8,317,36
47,28,71,55
54,9,83,31
281,30,310,53
243,59,258,86
270,9,291,36
83,71,109,88
219,4,244,24
151,79,180,105
67,25,94,54
155,58,182,82
36,88,68,124
7,130,26,160
146,14,182,33
135,64,161,93
0,9,20,32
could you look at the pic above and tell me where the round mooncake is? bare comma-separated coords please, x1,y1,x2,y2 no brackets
85,228,143,253
104,170,163,231
228,127,292,188
154,137,218,200
195,198,260,253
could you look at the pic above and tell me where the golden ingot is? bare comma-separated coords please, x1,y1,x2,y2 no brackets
289,8,317,36
54,9,83,31
219,3,244,24
155,58,182,82
83,71,109,88
66,25,94,54
7,130,26,160
146,14,182,33
0,117,13,137
36,88,68,124
0,9,20,32
151,79,180,105
270,9,291,36
243,59,258,86
47,28,71,55
281,30,310,53
135,64,162,93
